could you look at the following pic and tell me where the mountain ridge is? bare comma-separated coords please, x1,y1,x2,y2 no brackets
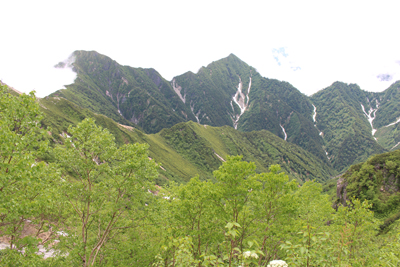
50,50,400,174
37,94,335,183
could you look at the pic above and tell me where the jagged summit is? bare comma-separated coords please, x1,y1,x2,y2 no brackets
50,50,400,173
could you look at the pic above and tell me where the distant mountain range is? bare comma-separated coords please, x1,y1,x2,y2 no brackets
49,50,400,176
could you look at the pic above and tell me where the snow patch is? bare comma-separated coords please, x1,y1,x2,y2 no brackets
325,150,331,160
172,79,186,103
106,90,113,99
231,76,251,129
190,101,201,123
384,117,400,128
391,141,400,150
312,104,317,123
312,103,324,136
360,101,379,136
214,152,226,162
280,124,287,141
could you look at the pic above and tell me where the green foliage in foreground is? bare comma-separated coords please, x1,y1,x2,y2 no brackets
52,118,158,266
2,84,400,266
342,149,400,223
0,84,63,258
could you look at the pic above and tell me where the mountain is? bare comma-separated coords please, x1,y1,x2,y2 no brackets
173,54,327,163
52,51,328,164
49,50,400,174
373,81,400,150
39,95,335,184
51,51,194,133
310,82,386,172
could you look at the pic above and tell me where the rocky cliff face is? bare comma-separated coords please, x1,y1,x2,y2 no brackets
335,177,348,208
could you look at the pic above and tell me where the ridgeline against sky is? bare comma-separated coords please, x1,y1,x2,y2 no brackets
1,1,400,97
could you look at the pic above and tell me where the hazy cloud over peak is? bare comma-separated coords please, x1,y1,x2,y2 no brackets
377,73,393,82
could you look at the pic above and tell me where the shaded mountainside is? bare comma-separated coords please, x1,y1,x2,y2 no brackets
49,50,400,174
238,77,326,163
311,82,386,172
51,51,194,133
158,121,335,183
52,51,328,165
374,81,400,150
39,96,335,184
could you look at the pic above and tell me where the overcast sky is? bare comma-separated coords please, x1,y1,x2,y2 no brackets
1,0,400,97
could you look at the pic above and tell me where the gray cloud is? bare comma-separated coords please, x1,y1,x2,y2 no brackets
377,73,393,81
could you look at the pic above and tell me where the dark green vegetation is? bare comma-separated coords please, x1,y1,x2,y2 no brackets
39,94,334,184
373,81,400,150
51,51,400,175
311,81,400,173
2,83,400,266
311,82,385,172
52,51,327,166
373,81,400,129
4,46,400,265
338,149,400,229
51,51,194,134
158,122,335,183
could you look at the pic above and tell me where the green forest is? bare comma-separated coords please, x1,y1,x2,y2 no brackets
1,83,400,267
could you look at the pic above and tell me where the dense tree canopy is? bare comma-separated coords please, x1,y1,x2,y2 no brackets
1,83,400,266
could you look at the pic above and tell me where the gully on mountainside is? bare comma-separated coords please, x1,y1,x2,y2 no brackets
312,103,330,160
279,124,287,141
231,76,252,129
360,100,379,139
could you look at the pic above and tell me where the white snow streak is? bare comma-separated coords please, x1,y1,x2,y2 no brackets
231,76,251,129
172,79,186,103
214,152,226,162
312,104,317,123
325,150,331,160
391,141,400,150
360,102,379,137
280,124,287,141
384,117,400,128
190,101,201,123
312,104,324,136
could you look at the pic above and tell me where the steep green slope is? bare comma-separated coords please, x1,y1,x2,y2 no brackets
39,96,335,184
39,96,201,184
172,54,254,126
374,81,400,150
337,149,400,229
239,77,327,163
53,51,327,164
375,123,400,151
51,51,194,133
311,82,386,172
157,121,335,182
49,51,400,173
374,81,400,129
173,54,327,162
